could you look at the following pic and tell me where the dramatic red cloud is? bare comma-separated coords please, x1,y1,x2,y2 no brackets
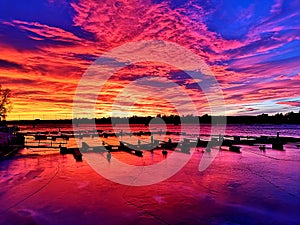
1,0,299,119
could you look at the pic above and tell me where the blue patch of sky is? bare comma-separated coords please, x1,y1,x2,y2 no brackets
0,0,95,43
152,0,190,9
264,40,300,62
202,0,274,40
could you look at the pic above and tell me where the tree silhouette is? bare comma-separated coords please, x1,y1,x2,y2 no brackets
0,85,12,120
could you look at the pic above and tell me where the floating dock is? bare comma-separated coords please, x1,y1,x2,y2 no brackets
5,128,299,161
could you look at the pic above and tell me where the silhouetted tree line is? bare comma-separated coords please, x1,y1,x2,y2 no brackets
202,111,300,124
225,111,300,124
6,111,300,125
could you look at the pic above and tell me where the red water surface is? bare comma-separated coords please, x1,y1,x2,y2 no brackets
0,124,300,224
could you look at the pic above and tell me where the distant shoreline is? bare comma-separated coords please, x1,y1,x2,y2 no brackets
4,113,300,125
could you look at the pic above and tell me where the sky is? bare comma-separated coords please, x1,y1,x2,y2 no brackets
0,0,299,120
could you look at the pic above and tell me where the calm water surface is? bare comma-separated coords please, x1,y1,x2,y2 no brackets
19,123,300,138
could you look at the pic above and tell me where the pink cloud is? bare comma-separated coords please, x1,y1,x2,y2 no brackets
277,101,300,107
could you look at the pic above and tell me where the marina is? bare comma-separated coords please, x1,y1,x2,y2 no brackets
1,123,300,162
19,128,300,153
